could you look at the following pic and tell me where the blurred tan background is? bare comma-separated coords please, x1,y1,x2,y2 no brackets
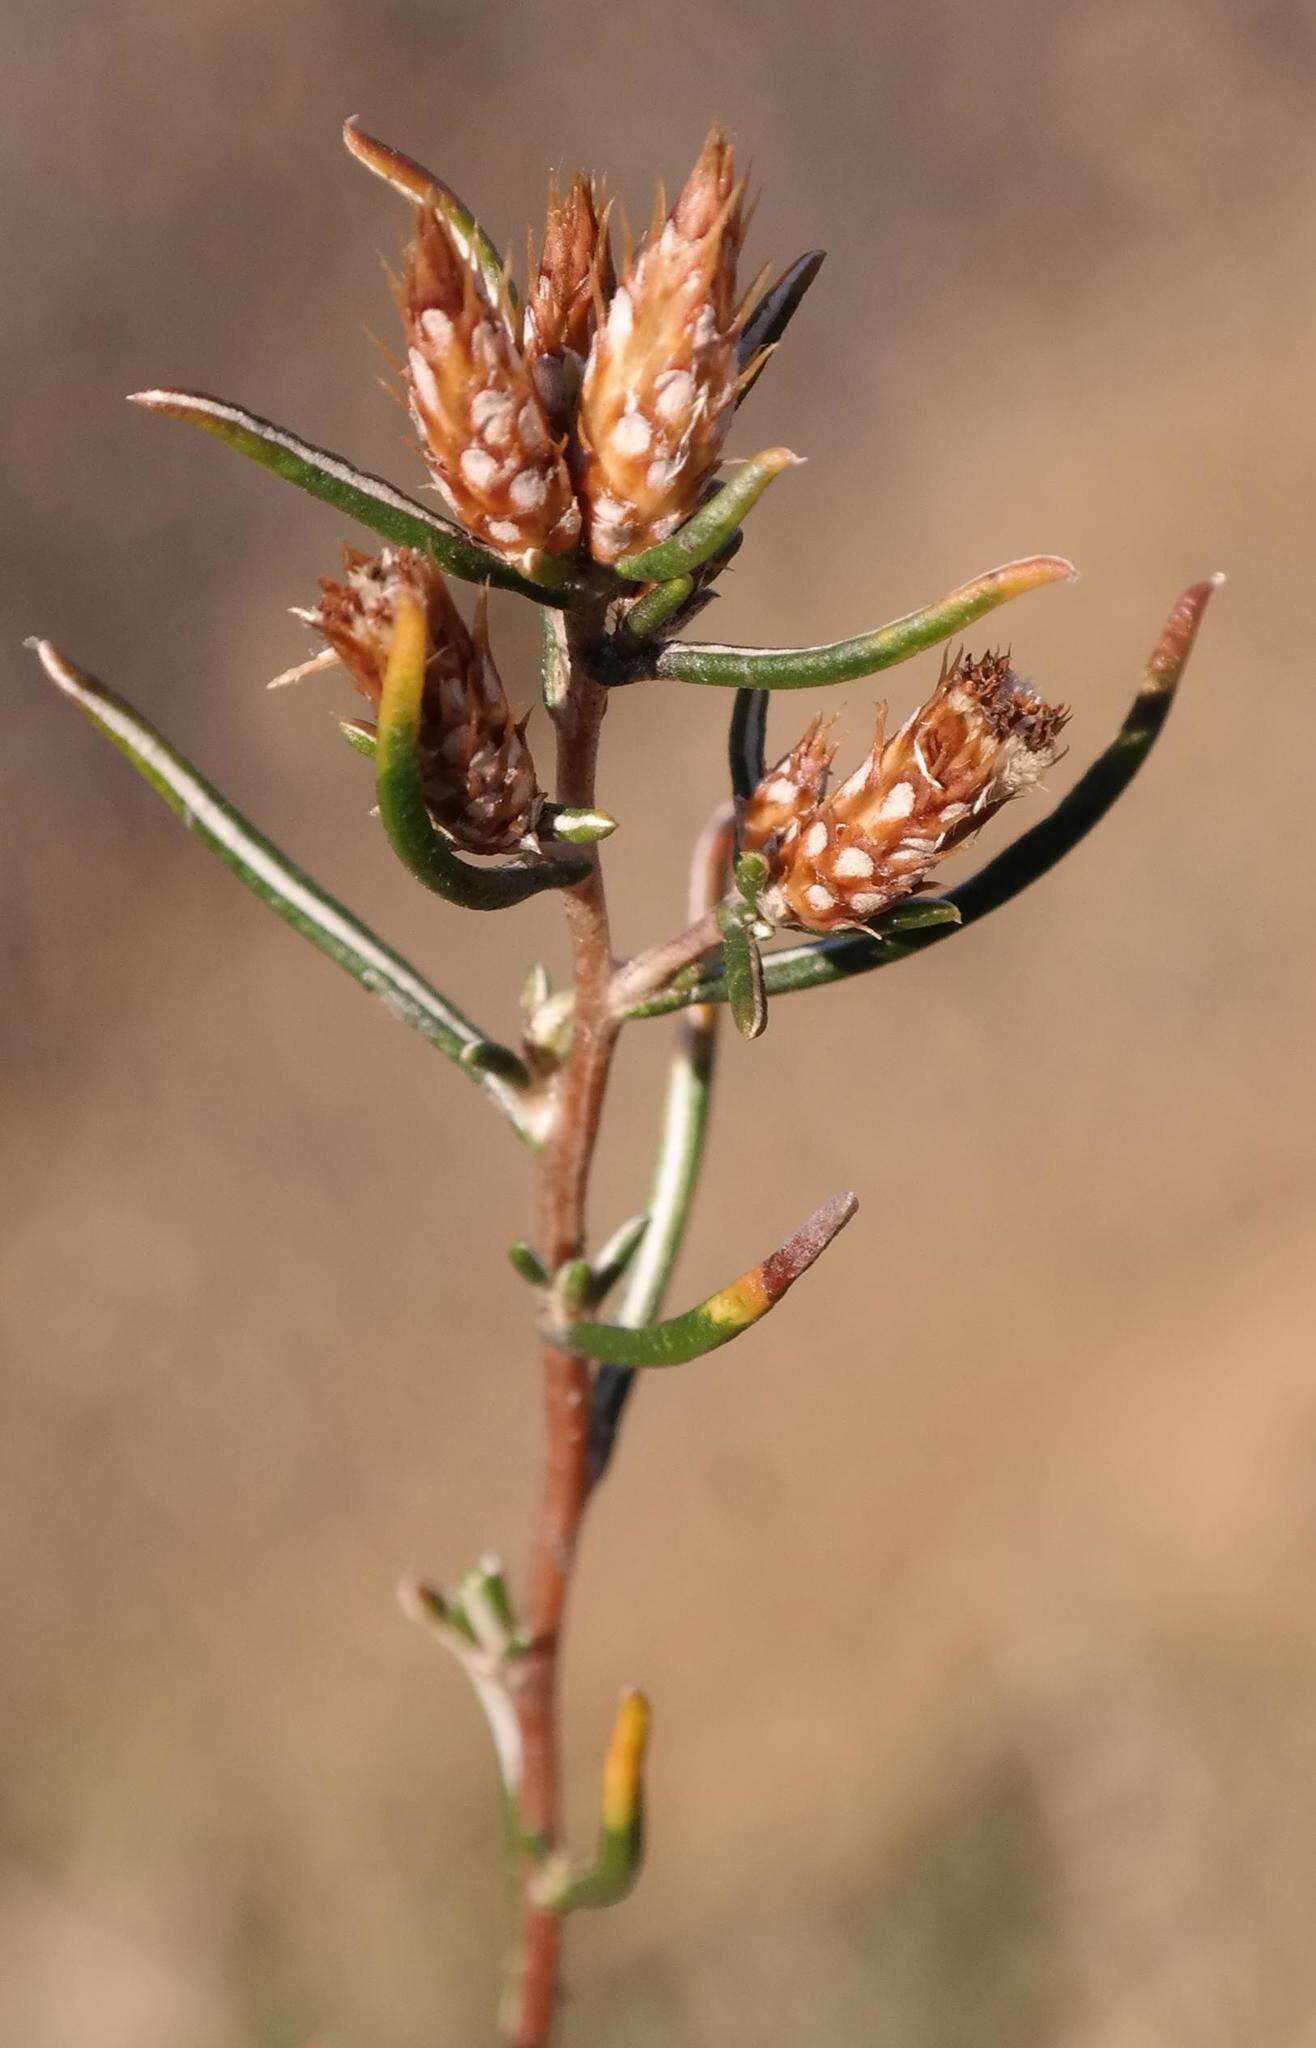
5,1,1316,2041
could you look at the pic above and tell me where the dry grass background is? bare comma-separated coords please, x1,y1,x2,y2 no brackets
4,1,1316,2042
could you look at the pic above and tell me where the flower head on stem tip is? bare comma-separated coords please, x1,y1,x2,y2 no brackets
575,128,757,564
403,204,581,564
295,545,543,856
747,649,1068,933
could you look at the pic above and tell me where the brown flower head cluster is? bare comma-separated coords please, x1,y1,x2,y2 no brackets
397,128,770,571
574,129,749,563
403,213,582,565
308,546,542,855
744,651,1069,933
522,175,614,432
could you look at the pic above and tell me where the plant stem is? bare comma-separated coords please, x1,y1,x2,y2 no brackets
507,612,619,2047
506,668,743,2044
610,903,727,1016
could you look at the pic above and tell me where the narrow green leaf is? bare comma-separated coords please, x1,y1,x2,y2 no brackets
343,117,517,313
717,906,767,1041
872,898,962,934
508,1241,549,1288
729,686,768,804
554,1258,595,1313
621,575,1222,1015
590,805,734,1479
128,389,587,604
587,1214,650,1304
459,1039,534,1088
562,1191,858,1368
535,1693,651,1914
375,596,589,908
737,251,826,376
400,1577,478,1647
652,554,1077,689
28,640,541,1143
619,573,696,643
336,715,378,760
614,449,802,584
400,1573,524,1796
457,1555,521,1654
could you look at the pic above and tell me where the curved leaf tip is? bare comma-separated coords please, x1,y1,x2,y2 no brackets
561,1189,858,1369
1146,571,1225,692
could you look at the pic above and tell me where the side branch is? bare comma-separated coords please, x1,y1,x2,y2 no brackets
618,576,1222,1017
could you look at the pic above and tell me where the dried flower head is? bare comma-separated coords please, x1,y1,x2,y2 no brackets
523,174,613,432
309,546,542,854
753,650,1069,932
741,716,836,852
403,206,581,565
575,128,750,564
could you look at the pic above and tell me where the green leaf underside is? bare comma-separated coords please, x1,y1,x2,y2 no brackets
653,555,1076,688
623,577,1220,1016
620,574,696,643
551,1824,645,1913
565,1191,858,1368
342,117,517,312
374,597,588,909
615,450,798,584
29,641,539,1141
128,390,585,603
718,907,767,1039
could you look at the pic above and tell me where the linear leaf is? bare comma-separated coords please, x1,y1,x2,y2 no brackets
28,640,541,1143
534,1693,651,1914
729,686,768,804
737,251,826,376
717,906,767,1040
614,449,801,584
342,117,517,311
562,1191,857,1368
590,807,735,1478
652,553,1077,688
619,573,697,643
374,595,589,909
128,389,587,603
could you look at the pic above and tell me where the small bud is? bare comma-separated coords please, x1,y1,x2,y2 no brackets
309,546,544,855
523,174,613,430
576,128,750,564
752,652,1069,933
403,204,581,563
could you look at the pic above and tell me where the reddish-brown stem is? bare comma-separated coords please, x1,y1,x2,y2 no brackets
609,901,728,1016
506,619,619,2048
